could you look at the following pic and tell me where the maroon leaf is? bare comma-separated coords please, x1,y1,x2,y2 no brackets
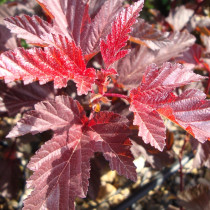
149,31,196,64
81,0,123,56
0,24,17,52
0,0,38,52
36,0,89,44
4,15,60,46
130,131,174,169
100,0,144,68
0,82,55,116
87,157,102,200
88,0,106,18
8,96,91,209
0,36,96,95
130,18,170,50
130,101,166,151
176,44,203,67
116,31,196,89
7,96,87,138
87,112,136,181
129,63,205,151
178,184,210,210
25,128,93,210
191,139,210,168
0,158,22,199
114,46,152,89
7,96,136,209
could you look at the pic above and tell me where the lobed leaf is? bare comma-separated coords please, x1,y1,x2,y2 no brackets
155,31,196,65
87,111,137,181
24,128,94,210
116,31,196,89
129,63,206,151
100,0,144,68
81,0,123,56
0,36,96,95
7,96,87,138
8,96,136,209
158,89,210,143
130,103,166,151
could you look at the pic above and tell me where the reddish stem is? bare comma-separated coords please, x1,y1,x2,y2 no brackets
178,134,189,210
103,92,130,101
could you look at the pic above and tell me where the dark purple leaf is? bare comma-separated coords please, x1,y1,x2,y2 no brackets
130,131,174,169
7,96,136,209
0,157,22,199
191,138,210,168
0,81,55,116
130,18,170,50
116,31,196,89
178,184,210,210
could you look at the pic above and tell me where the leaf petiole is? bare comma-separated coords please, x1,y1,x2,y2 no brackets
103,92,130,102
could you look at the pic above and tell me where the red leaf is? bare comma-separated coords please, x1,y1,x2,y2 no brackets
0,36,96,95
100,0,144,68
129,63,205,151
7,96,136,209
81,0,123,56
24,127,93,210
130,103,166,151
158,89,210,143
